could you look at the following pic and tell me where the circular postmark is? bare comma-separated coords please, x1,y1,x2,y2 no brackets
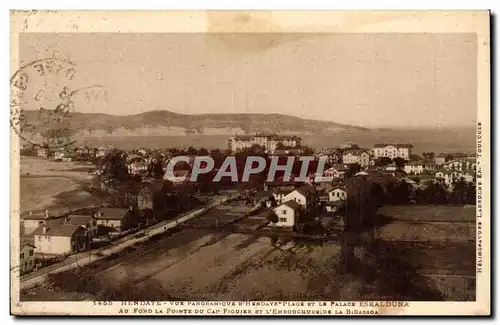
10,58,108,150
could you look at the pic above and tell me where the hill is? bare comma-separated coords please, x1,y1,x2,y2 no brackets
20,109,370,138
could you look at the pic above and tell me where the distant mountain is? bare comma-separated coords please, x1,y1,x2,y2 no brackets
20,109,370,138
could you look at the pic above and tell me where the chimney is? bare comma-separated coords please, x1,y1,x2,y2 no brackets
29,211,32,216
129,205,133,211
42,226,46,234
45,209,49,219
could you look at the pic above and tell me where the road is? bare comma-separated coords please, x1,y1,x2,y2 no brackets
18,194,236,291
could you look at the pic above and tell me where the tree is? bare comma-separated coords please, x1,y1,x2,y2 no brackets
198,148,209,156
346,163,362,177
423,182,449,204
393,157,407,169
370,182,385,208
374,157,392,167
422,152,435,162
466,182,476,205
186,146,197,155
248,144,266,154
161,180,174,194
102,150,130,182
276,142,285,150
148,157,165,179
267,210,278,223
210,148,222,157
451,177,468,204
410,154,421,162
344,177,380,233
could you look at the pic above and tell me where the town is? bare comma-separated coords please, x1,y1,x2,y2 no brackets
19,133,477,300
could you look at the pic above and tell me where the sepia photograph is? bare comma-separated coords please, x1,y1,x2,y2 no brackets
10,10,490,316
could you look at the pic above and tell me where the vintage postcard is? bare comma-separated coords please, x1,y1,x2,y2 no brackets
10,10,490,316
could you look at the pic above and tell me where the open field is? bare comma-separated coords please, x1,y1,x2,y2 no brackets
19,157,95,214
26,225,475,301
379,205,476,222
21,203,476,301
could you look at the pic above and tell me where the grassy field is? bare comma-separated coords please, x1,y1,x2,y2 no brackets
379,205,476,222
19,157,95,214
21,203,476,301
26,221,475,301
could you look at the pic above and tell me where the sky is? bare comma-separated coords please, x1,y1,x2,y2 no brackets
18,32,477,128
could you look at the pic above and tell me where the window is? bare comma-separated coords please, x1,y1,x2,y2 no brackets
279,217,287,223
47,236,51,242
20,253,24,259
282,210,287,215
29,250,33,256
38,236,42,241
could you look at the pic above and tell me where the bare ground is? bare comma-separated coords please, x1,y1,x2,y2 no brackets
23,223,475,301
19,157,94,213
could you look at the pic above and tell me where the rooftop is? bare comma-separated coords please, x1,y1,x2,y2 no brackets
33,224,84,237
66,214,94,225
295,184,316,197
373,144,413,149
282,200,302,211
97,208,131,220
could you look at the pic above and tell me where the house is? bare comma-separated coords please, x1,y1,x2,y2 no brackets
272,188,290,205
404,161,425,175
340,142,359,150
461,172,475,183
137,148,149,156
271,148,303,157
128,161,149,175
95,207,134,233
328,186,347,202
272,200,302,228
53,150,66,161
96,146,112,158
254,191,275,208
442,160,462,171
442,159,476,172
435,171,462,187
75,146,91,155
21,210,57,235
264,180,295,193
434,155,447,165
227,134,301,154
315,148,343,165
342,149,370,167
324,201,344,213
37,148,48,158
282,184,317,210
385,163,397,172
372,144,413,160
33,224,87,256
422,162,438,172
64,214,98,237
19,241,36,274
323,165,348,179
316,188,330,203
